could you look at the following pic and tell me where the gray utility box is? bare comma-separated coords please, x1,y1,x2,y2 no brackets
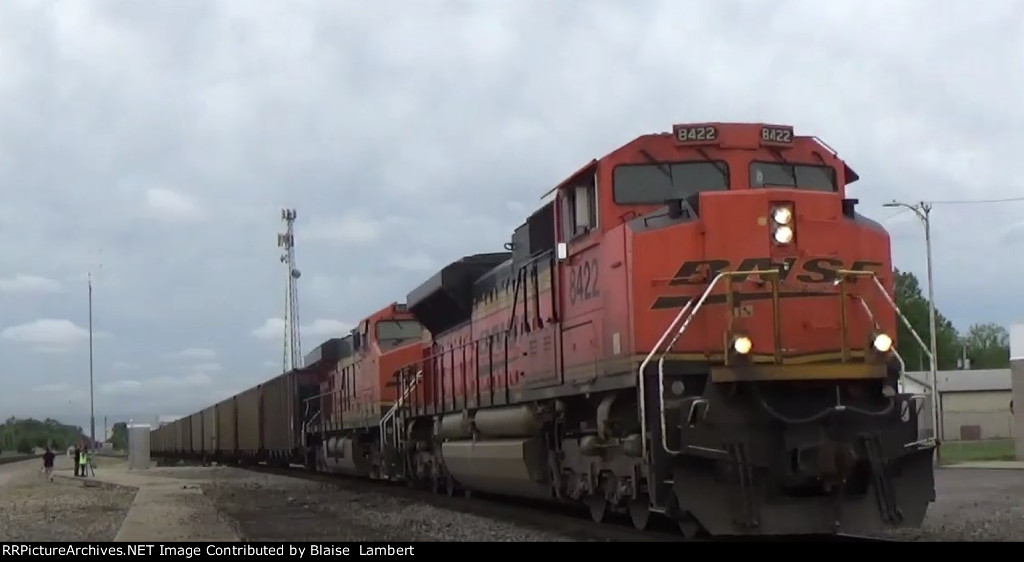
127,423,152,470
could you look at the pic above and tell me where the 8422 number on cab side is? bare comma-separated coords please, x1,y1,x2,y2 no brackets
568,259,600,305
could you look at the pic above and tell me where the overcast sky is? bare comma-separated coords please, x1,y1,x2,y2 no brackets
1,1,1022,435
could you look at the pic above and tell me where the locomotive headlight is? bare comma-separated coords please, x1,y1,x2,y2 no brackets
772,225,794,244
872,333,893,353
772,206,793,225
733,336,753,355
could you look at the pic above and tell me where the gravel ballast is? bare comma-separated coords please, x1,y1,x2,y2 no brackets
8,456,1018,542
203,465,1024,543
201,468,573,542
0,459,136,542
875,467,1024,542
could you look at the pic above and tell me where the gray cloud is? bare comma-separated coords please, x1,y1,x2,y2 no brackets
0,0,1021,432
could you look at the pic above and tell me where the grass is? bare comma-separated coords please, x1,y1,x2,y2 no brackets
939,439,1017,465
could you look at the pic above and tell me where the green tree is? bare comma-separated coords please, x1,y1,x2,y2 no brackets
961,322,1010,369
110,422,128,450
893,269,961,370
15,438,32,455
1,417,86,453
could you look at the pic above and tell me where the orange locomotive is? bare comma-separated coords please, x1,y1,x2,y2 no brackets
303,122,936,537
307,302,425,478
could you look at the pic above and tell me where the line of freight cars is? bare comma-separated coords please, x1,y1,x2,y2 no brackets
150,368,322,466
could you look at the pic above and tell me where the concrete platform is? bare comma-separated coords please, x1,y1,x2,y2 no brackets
945,461,1024,470
55,458,238,542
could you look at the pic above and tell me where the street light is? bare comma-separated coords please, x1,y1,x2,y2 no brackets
883,200,942,461
88,273,96,449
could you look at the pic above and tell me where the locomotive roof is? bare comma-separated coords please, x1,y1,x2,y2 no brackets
406,252,512,334
541,122,860,202
407,252,512,309
303,335,354,367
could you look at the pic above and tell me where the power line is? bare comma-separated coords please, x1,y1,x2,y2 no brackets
928,196,1024,205
881,196,1024,221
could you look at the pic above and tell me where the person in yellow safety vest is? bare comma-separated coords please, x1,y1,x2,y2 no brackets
79,449,89,477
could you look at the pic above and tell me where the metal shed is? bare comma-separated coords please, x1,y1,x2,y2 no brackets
127,422,152,470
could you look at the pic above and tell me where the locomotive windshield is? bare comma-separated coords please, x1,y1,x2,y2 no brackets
612,161,729,204
376,320,422,349
749,162,836,192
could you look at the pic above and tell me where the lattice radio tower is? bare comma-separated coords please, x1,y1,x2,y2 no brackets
278,209,303,373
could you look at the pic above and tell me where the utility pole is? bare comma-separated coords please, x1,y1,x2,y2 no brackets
278,209,303,373
884,200,942,462
88,273,96,447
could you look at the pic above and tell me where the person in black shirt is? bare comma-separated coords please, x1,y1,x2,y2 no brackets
73,445,81,477
42,447,56,482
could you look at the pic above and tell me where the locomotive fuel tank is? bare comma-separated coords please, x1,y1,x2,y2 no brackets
441,439,550,500
438,405,549,499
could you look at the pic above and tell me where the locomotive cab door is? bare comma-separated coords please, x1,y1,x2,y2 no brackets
555,171,605,386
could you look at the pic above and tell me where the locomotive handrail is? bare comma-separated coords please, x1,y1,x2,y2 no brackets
390,329,515,416
836,270,933,364
301,409,321,447
379,370,423,451
637,284,698,459
639,267,933,461
638,268,781,458
852,295,908,383
303,388,342,403
843,270,940,448
657,269,781,455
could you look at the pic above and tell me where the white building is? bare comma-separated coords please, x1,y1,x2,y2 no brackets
903,369,1013,442
1009,325,1024,460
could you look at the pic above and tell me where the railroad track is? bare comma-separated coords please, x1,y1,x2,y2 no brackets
237,463,681,542
229,462,898,542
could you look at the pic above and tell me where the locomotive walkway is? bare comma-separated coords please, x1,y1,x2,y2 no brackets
54,459,238,542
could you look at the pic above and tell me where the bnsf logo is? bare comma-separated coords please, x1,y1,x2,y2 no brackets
650,257,884,310
668,257,882,285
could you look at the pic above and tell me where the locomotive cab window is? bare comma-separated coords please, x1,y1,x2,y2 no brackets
612,161,729,205
375,320,422,350
749,162,837,192
560,173,597,241
354,320,370,351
